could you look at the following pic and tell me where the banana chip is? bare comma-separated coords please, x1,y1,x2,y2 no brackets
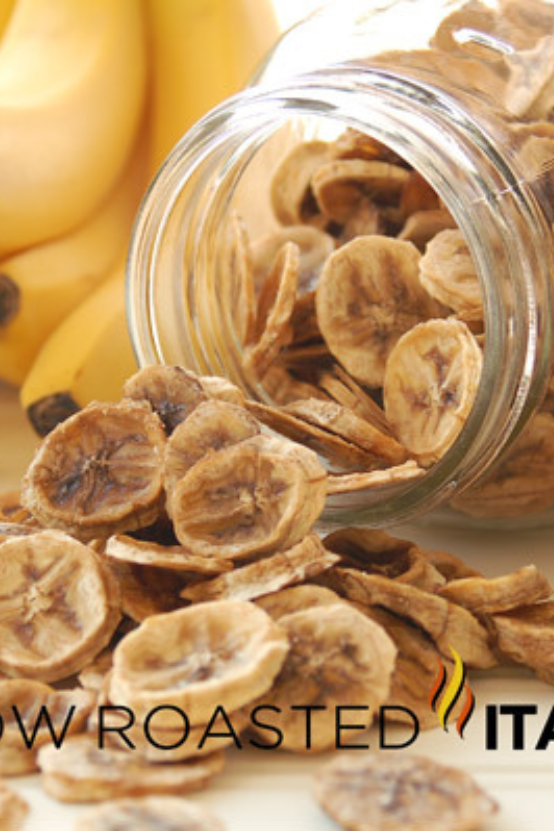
419,229,483,316
75,797,225,831
384,319,482,466
316,235,438,387
170,435,327,560
270,141,331,226
105,534,232,575
38,734,224,803
0,530,120,682
251,225,334,293
397,208,456,250
492,601,554,682
123,365,208,434
102,559,186,623
109,600,289,727
311,159,410,223
22,400,167,540
221,213,257,346
0,780,29,831
439,565,552,615
255,584,345,620
314,753,498,831
199,375,246,406
326,461,425,495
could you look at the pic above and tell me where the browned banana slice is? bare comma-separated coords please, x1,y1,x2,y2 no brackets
251,225,335,292
0,780,29,831
38,734,224,803
260,366,329,406
105,534,232,575
170,435,327,560
0,530,120,682
451,412,554,517
384,319,483,466
221,212,257,345
319,568,496,668
321,366,393,434
492,601,554,681
0,679,95,775
420,548,482,582
102,559,186,622
439,565,552,615
0,521,37,541
180,535,338,604
312,159,410,222
331,128,404,164
256,584,345,620
199,375,246,406
397,208,456,250
123,365,208,434
419,229,483,315
0,490,33,525
316,236,438,387
315,752,498,831
22,400,166,541
252,603,396,752
110,600,289,726
270,141,331,225
164,399,260,498
244,242,299,379
283,398,408,467
75,796,225,831
338,199,383,243
326,461,425,495
323,527,444,592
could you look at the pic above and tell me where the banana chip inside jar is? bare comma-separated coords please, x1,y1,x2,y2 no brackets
22,400,167,541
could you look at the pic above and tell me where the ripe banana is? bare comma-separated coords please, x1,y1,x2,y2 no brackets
146,0,279,169
0,0,147,256
0,129,148,387
20,266,137,436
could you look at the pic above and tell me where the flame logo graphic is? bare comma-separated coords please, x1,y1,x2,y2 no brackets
429,646,475,738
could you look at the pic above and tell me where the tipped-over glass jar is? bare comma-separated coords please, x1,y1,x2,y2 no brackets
127,0,554,529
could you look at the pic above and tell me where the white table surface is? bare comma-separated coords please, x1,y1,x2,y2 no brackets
2,382,554,830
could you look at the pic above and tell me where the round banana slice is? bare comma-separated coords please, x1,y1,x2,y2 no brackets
256,584,345,620
109,600,289,727
0,679,95,775
397,208,456,250
105,534,232,575
0,530,121,682
163,399,260,498
170,434,327,560
270,141,331,226
314,753,498,831
22,400,167,541
180,535,339,604
438,564,552,615
419,229,483,315
75,797,225,831
252,603,396,752
252,225,335,293
311,159,410,223
123,365,208,434
244,242,299,379
38,734,224,803
0,780,29,831
198,375,246,406
316,235,438,387
383,319,483,466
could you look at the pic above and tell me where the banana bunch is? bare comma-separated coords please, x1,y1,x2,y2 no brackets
0,0,278,434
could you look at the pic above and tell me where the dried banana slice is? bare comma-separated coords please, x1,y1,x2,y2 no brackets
439,565,552,615
323,527,444,592
105,534,232,575
123,366,208,434
75,797,225,831
0,530,120,682
0,490,32,525
244,242,299,379
110,600,289,727
316,235,438,387
170,434,327,560
314,752,498,831
321,366,393,434
260,366,329,406
0,521,37,541
252,603,396,752
419,548,482,582
199,375,246,406
22,400,166,540
163,399,260,498
0,780,29,831
103,559,186,622
326,461,425,495
338,199,383,242
38,734,224,803
283,398,408,467
492,601,554,681
331,128,404,164
0,679,95,775
451,412,554,517
319,568,496,668
180,535,338,604
256,584,345,620
419,229,483,316
221,212,257,345
311,159,410,223
251,225,335,293
397,208,456,250
78,648,114,693
384,319,483,466
270,141,330,226
399,170,441,216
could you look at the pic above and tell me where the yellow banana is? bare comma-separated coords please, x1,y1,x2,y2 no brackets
0,129,149,387
0,0,15,39
20,266,137,436
146,0,278,170
0,0,147,256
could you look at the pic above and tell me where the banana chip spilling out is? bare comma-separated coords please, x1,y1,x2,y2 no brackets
75,797,226,831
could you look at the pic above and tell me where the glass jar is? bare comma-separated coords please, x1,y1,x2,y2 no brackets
127,0,554,529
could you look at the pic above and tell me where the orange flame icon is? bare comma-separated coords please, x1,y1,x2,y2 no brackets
429,646,475,738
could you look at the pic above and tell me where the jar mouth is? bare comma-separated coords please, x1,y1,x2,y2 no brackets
127,66,553,527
